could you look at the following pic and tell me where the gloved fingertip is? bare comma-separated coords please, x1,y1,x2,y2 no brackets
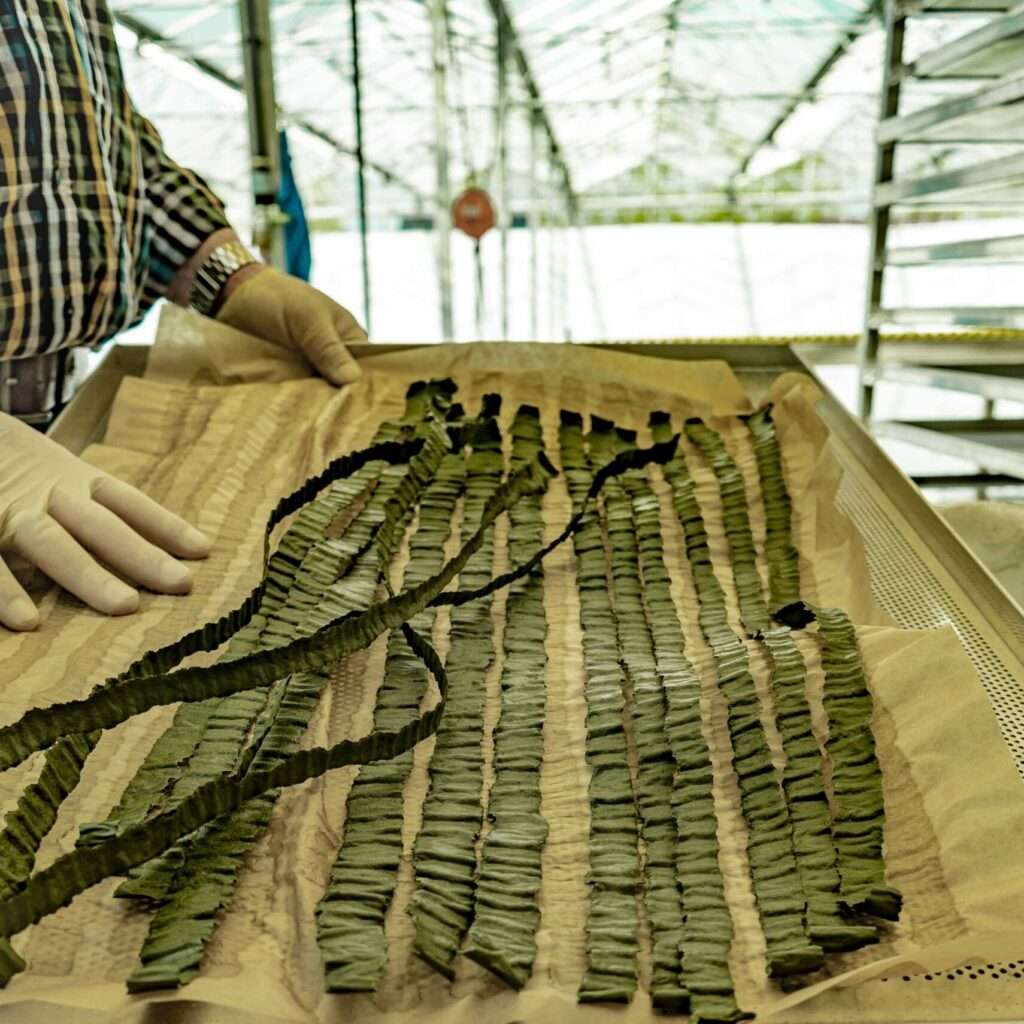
6,597,39,632
159,560,193,595
181,525,213,559
321,353,362,387
103,580,139,616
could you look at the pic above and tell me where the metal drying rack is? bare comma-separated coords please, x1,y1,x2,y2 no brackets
34,339,1024,1024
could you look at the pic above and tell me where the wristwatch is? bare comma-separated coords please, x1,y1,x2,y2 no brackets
189,241,258,316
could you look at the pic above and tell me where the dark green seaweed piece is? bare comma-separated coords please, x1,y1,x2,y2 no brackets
463,405,549,989
686,419,876,952
317,436,469,991
761,629,878,951
684,419,771,637
744,407,801,614
650,413,824,979
409,413,504,980
586,421,688,1012
619,445,752,1024
814,608,901,921
126,388,456,990
559,411,641,1004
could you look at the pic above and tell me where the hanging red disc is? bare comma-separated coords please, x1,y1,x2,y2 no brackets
451,188,495,240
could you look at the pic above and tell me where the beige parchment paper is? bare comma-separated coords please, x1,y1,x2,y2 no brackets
1,305,1023,1023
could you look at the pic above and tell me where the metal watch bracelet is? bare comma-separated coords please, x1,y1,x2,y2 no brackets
189,241,258,317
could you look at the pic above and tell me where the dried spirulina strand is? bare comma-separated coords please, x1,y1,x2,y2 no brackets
650,413,824,979
685,419,877,953
684,420,771,637
559,411,640,1004
408,402,505,979
815,608,901,921
744,407,801,615
585,420,688,1011
316,446,469,991
126,386,457,991
618,453,751,1024
463,405,549,989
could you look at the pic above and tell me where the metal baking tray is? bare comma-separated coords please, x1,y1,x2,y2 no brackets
38,339,1024,1022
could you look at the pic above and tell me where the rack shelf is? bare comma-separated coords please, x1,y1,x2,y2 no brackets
878,71,1024,141
859,1,1024,481
886,232,1024,263
911,5,1024,78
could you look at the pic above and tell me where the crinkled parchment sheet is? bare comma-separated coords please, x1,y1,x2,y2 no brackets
1,306,1023,1024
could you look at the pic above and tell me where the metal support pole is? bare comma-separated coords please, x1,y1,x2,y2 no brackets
349,0,372,335
857,0,906,420
238,0,284,267
495,15,509,340
528,116,539,340
429,0,454,340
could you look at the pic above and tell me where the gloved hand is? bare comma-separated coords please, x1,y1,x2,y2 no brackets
0,413,211,631
216,267,364,386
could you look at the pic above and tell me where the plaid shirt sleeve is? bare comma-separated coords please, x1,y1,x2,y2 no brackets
131,112,231,314
0,0,232,358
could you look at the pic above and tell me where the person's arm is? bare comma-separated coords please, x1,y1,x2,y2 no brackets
134,116,363,386
132,112,233,314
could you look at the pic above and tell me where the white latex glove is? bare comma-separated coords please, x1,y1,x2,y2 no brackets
0,413,211,631
216,267,364,387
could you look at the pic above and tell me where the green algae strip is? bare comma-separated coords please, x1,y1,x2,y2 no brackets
650,412,824,979
685,419,877,953
317,425,470,992
408,408,504,980
585,419,688,1012
744,407,801,615
591,422,688,1004
815,608,901,921
684,419,772,637
463,405,549,989
559,411,641,1004
126,386,458,991
618,449,752,1024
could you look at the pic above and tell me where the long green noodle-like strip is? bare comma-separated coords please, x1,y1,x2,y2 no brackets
744,407,801,615
409,412,504,979
585,419,688,1012
125,389,457,990
317,424,471,991
650,413,823,979
559,411,641,1004
463,405,549,989
814,608,901,921
685,419,876,953
618,451,751,1024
